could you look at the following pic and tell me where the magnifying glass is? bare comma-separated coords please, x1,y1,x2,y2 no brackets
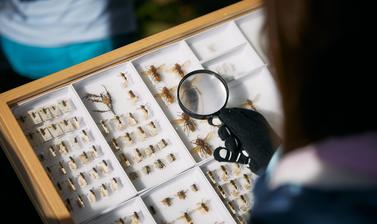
177,69,229,125
177,69,252,166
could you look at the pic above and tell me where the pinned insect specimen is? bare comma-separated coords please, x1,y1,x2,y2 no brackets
59,119,75,133
70,136,80,149
219,165,229,182
71,116,80,129
89,145,99,158
174,112,196,133
142,165,152,175
81,130,90,143
147,121,158,136
226,201,236,214
154,87,176,104
170,61,190,78
206,170,216,184
149,205,156,215
177,190,187,200
47,123,64,137
242,174,252,190
154,159,165,169
133,148,144,163
232,163,242,176
58,162,67,175
235,216,246,224
122,132,133,145
238,195,249,212
115,218,125,224
197,201,210,214
38,127,52,142
167,153,176,162
78,172,87,187
111,115,126,130
38,107,53,121
57,141,69,155
79,151,90,164
99,120,110,134
131,211,140,224
241,95,260,111
136,127,147,140
87,189,97,204
111,178,119,191
229,180,239,197
98,160,110,174
27,110,42,124
161,197,172,207
191,184,199,192
67,178,76,192
127,113,138,126
111,138,120,152
76,195,85,208
192,132,213,159
157,139,168,150
65,199,72,211
138,105,149,120
145,145,155,157
48,145,57,157
58,99,72,113
216,185,226,198
143,65,163,83
68,156,78,171
180,212,193,224
100,184,109,198
90,167,100,179
84,86,115,114
49,105,61,118
128,90,139,103
120,153,131,168
129,172,139,180
120,72,129,87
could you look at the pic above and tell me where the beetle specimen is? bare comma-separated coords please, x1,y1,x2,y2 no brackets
90,145,99,158
154,159,165,169
174,112,196,133
67,178,76,192
206,170,216,184
87,189,97,204
177,190,187,200
145,145,156,157
133,148,144,163
79,151,90,164
120,153,131,168
155,87,176,104
147,121,158,136
84,86,115,114
71,116,80,129
78,172,88,187
90,167,100,179
98,160,110,174
157,138,168,150
181,212,193,224
191,184,199,192
99,120,110,134
142,165,152,175
143,65,163,83
136,126,147,140
128,90,139,103
167,153,176,162
111,178,119,191
100,184,109,198
81,130,90,143
197,201,210,214
58,162,67,175
122,132,133,145
219,165,229,182
120,72,129,87
76,195,85,208
192,132,213,159
131,211,140,224
161,197,172,207
111,138,120,152
68,156,78,171
138,105,149,120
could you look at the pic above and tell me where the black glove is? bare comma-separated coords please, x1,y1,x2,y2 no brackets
213,108,277,173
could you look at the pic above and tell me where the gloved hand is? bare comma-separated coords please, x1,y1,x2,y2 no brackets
213,108,279,173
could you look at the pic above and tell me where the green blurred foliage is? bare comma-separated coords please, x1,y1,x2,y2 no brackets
135,0,240,37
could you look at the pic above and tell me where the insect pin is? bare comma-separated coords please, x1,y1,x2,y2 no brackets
174,112,196,133
192,132,213,159
155,87,176,104
84,85,115,114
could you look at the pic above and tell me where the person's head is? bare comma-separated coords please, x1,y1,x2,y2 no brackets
264,0,376,152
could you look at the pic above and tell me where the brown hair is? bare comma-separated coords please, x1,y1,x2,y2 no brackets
263,0,376,152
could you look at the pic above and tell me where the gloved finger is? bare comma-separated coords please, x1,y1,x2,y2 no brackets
225,136,239,152
218,125,231,140
213,147,249,164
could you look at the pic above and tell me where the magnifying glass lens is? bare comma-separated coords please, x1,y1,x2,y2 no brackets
178,70,228,118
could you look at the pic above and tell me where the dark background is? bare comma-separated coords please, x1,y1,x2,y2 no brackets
0,1,238,222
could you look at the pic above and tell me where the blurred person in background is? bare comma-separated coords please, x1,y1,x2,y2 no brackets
213,0,377,223
0,0,136,80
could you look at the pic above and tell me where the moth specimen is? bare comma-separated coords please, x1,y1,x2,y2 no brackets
84,85,115,114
